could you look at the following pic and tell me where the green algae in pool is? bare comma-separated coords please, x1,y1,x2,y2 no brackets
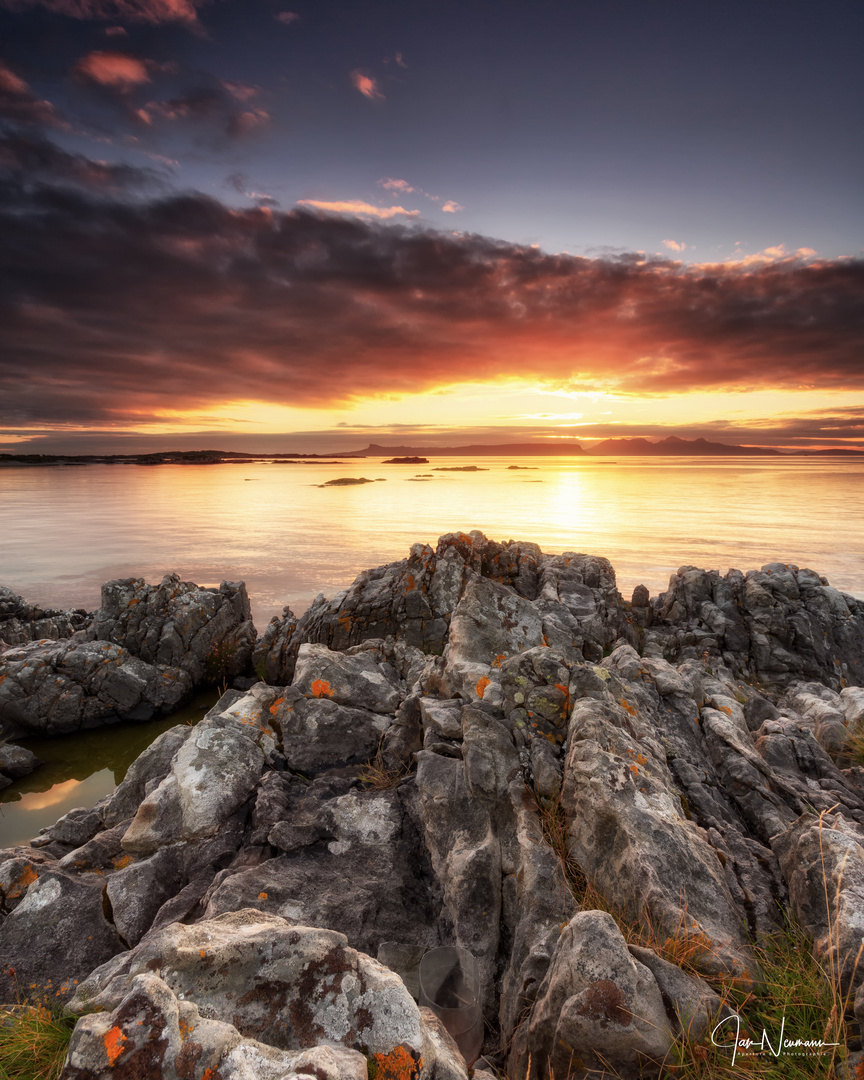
0,688,219,849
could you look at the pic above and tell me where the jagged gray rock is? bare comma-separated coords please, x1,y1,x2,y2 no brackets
0,584,90,646
2,533,864,1077
88,573,257,685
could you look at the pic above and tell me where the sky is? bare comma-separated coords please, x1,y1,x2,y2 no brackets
0,0,862,454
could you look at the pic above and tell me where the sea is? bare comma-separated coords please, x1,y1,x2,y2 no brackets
2,454,863,845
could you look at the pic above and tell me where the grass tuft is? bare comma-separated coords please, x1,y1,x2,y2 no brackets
526,785,861,1078
0,1003,76,1080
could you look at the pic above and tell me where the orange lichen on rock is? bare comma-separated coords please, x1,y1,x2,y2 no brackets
371,1045,423,1080
269,697,285,715
258,892,268,900
7,863,38,899
112,853,134,870
404,573,416,593
103,1025,127,1066
491,653,507,669
618,699,637,716
311,679,334,698
475,675,491,699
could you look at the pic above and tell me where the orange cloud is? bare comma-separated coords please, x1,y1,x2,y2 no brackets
2,136,862,433
297,199,420,219
381,178,414,193
275,9,298,24
2,0,206,25
441,200,464,213
662,239,686,252
74,50,152,88
350,71,384,100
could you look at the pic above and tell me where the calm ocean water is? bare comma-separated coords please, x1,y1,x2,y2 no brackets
2,455,864,625
2,454,863,845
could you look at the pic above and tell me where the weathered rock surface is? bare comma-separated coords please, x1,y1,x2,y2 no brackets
1,574,258,737
2,533,864,1077
0,584,90,646
88,573,256,685
65,910,452,1080
0,741,41,787
0,638,193,737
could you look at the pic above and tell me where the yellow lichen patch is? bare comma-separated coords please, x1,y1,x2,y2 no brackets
104,1025,127,1066
371,1045,422,1080
618,699,637,716
475,675,491,699
112,853,134,871
7,863,38,900
269,697,285,715
311,679,334,698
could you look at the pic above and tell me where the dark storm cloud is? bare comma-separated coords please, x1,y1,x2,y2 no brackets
1,134,862,427
0,0,208,26
0,61,66,128
0,130,168,191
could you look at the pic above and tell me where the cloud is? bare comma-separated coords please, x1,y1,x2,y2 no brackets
297,199,420,219
0,61,66,127
395,52,406,68
73,50,153,89
1,136,862,432
380,178,414,193
0,0,207,26
0,129,168,191
137,85,269,139
275,10,298,24
441,200,464,213
221,80,258,103
104,24,126,34
662,239,686,252
350,71,383,100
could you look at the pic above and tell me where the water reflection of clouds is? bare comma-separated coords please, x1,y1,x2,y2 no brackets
17,777,82,811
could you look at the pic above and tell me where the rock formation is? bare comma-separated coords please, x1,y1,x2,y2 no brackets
0,574,256,737
1,531,864,1078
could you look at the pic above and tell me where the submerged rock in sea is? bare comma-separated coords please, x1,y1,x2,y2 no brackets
2,532,864,1078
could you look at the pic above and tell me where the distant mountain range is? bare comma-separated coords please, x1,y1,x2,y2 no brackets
583,436,780,456
3,438,862,466
342,437,863,457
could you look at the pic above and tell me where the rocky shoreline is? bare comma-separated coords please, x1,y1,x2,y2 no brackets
2,531,864,1078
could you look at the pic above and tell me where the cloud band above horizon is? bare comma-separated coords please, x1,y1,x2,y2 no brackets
1,132,862,432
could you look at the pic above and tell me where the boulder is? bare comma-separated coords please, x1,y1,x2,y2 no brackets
0,639,192,737
511,911,676,1080
88,573,257,685
0,584,90,646
68,909,448,1078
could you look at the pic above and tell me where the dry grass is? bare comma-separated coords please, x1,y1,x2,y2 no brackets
524,789,861,1079
0,1003,76,1080
357,738,410,790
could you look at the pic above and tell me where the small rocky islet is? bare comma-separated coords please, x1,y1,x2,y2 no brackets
1,531,864,1079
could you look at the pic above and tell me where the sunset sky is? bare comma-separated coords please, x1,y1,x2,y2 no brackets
1,0,862,454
